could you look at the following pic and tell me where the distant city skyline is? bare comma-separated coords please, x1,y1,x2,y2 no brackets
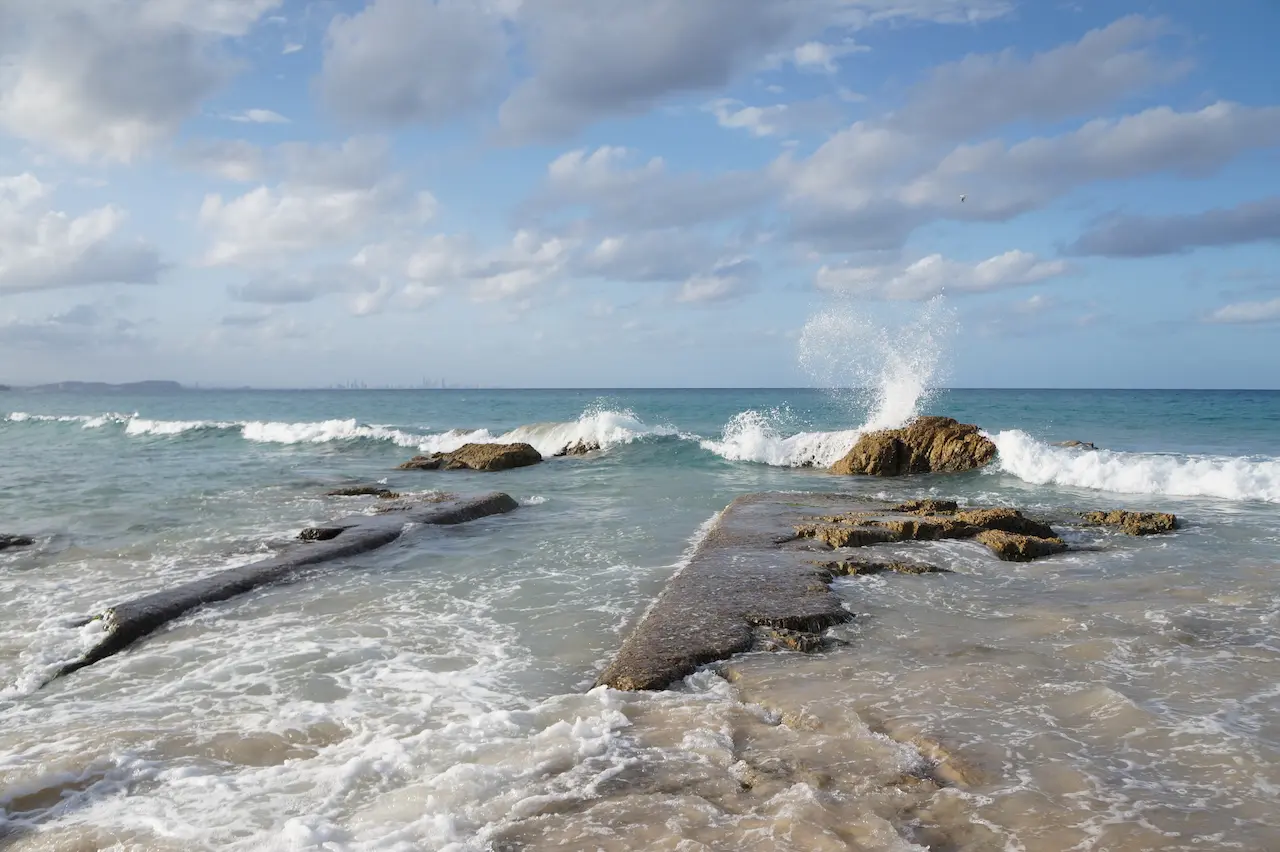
0,1,1277,388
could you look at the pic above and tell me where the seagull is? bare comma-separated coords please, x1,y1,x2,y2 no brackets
959,194,966,203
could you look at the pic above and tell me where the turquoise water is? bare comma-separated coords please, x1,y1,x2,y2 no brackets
1,388,1279,850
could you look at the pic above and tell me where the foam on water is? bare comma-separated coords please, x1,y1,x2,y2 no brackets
699,409,861,468
993,430,1280,503
3,407,675,458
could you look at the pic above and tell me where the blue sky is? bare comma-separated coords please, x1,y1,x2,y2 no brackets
0,0,1277,388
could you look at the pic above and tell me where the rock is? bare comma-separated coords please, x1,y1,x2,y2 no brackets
893,499,958,515
830,417,997,477
326,486,400,499
953,508,1056,539
299,527,344,541
756,627,824,653
815,559,948,576
1081,510,1178,536
399,455,443,470
793,523,899,548
1055,440,1097,450
555,439,601,457
975,530,1067,561
398,443,543,472
0,534,34,551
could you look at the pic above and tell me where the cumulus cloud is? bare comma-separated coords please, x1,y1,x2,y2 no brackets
319,0,507,125
536,145,777,230
0,303,149,350
816,250,1069,300
1205,297,1280,325
0,174,163,294
227,109,290,124
197,138,433,266
0,0,282,162
676,258,760,304
1069,196,1280,257
893,16,1186,138
179,139,264,182
498,0,1012,141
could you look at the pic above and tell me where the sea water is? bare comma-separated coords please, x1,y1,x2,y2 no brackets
2,374,1279,848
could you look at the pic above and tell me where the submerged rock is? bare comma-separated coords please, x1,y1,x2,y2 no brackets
399,443,542,472
299,526,344,542
814,559,948,576
1055,440,1098,450
1081,510,1178,536
555,439,601,457
0,534,34,551
795,504,1061,559
830,417,997,477
756,626,825,653
326,486,400,499
976,529,1067,561
893,499,958,515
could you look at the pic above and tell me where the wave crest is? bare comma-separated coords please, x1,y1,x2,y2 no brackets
994,430,1280,503
699,409,859,468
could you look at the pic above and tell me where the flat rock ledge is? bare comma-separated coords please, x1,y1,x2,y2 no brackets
596,493,963,692
50,492,518,685
1081,510,1178,536
400,442,542,472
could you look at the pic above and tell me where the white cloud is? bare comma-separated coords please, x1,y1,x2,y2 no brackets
1069,195,1280,257
498,0,1012,141
789,39,868,73
0,0,282,162
816,250,1069,300
676,257,759,303
179,139,264,182
227,109,290,124
0,173,162,293
320,0,507,125
705,99,791,137
1205,297,1280,325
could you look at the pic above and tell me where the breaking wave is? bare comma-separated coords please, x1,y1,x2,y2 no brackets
3,408,677,459
994,430,1280,503
702,297,956,467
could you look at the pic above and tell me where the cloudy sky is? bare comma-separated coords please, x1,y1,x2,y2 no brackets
0,0,1277,388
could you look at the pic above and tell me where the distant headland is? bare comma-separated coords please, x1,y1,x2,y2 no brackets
8,380,185,393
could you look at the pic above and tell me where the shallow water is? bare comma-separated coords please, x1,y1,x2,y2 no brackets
1,388,1278,850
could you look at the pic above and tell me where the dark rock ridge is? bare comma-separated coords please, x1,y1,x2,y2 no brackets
792,502,1065,563
830,417,997,477
0,534,34,551
326,485,400,499
399,442,542,472
49,492,519,685
1082,510,1178,536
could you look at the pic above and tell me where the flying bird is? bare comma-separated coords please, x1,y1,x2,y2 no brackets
959,194,966,203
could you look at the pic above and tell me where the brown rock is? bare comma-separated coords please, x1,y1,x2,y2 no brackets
893,499,958,515
399,454,443,470
1055,440,1097,450
442,443,542,471
976,529,1067,561
398,443,543,472
830,417,996,477
756,627,824,653
793,524,898,549
1081,510,1178,536
954,508,1056,538
873,518,981,540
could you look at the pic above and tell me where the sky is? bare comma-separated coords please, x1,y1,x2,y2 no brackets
0,0,1277,389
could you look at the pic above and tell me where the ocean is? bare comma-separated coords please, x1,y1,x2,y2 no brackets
1,385,1279,851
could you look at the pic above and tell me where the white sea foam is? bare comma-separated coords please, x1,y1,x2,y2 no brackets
994,430,1280,503
699,409,861,468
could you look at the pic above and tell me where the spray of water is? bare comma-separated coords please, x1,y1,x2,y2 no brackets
798,294,956,432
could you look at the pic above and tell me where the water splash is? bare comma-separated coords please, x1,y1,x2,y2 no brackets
798,295,956,432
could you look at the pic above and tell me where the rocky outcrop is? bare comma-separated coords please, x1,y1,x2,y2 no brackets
794,505,1062,560
0,534,34,552
814,559,948,576
1055,440,1097,450
326,486,400,498
399,442,542,472
893,499,959,515
50,492,520,685
1082,510,1178,536
555,439,601,457
975,530,1068,562
830,417,996,477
